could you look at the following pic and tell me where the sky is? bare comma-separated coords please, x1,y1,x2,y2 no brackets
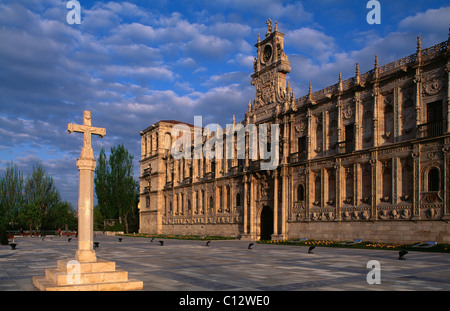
0,0,449,208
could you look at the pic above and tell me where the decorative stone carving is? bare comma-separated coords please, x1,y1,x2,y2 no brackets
423,78,444,96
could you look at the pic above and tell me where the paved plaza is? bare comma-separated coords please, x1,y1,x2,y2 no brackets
1,235,450,292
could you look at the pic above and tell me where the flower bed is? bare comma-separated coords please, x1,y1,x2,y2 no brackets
257,239,450,253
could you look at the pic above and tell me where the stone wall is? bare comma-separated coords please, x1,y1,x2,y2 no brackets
287,221,450,244
160,224,240,237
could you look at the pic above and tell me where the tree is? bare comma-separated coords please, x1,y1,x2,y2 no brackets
19,202,41,234
0,162,24,228
46,201,77,231
24,163,61,234
94,144,136,233
93,205,104,231
94,148,111,218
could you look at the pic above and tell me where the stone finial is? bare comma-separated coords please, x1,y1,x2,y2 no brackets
248,100,252,112
416,36,422,63
355,63,360,85
257,33,261,44
274,21,278,32
266,18,272,37
308,82,315,105
338,72,343,92
233,115,236,125
374,55,379,79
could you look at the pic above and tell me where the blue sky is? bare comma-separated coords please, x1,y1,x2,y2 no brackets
0,0,449,207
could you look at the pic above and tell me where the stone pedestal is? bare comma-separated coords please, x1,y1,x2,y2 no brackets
75,157,97,263
32,259,143,291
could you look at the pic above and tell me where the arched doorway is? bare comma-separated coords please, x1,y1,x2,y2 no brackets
260,206,273,240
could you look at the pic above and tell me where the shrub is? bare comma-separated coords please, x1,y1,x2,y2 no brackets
0,225,9,245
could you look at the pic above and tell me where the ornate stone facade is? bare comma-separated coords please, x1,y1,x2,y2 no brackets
139,23,450,243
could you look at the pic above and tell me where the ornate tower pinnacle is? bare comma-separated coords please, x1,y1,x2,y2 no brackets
251,21,291,113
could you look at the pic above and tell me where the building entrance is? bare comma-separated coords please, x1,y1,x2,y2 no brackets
260,205,273,240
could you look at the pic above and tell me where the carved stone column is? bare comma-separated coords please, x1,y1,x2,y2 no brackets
250,175,257,239
394,87,400,142
307,108,312,159
304,166,311,222
442,144,450,221
393,156,398,205
446,63,450,132
370,152,378,221
334,160,342,221
279,167,288,240
243,175,248,235
273,169,279,237
412,145,421,221
415,37,423,128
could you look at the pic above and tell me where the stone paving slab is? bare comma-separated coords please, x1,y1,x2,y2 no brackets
1,235,450,293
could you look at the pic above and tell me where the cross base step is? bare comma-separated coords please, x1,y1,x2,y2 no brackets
32,259,143,291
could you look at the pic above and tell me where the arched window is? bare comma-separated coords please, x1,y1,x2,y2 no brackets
226,186,231,210
297,184,304,201
314,176,321,204
209,196,214,211
164,133,171,150
428,168,440,191
195,192,199,213
382,166,392,201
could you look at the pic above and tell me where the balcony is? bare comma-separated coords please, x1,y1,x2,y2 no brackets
417,120,445,139
289,152,307,163
337,140,354,154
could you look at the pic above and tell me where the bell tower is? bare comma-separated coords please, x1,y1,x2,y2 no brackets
251,19,291,112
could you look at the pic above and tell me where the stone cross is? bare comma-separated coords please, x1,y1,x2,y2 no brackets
68,111,106,159
68,111,106,262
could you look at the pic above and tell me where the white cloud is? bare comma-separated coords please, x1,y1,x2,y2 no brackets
286,27,337,63
399,6,450,34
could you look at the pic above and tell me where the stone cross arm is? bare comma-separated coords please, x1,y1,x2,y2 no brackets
67,123,106,138
67,111,106,158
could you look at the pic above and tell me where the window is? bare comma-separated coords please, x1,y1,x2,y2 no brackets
209,196,214,211
236,193,241,206
428,168,440,191
419,100,444,138
427,101,442,124
297,185,304,201
298,136,307,153
345,124,354,143
343,124,355,153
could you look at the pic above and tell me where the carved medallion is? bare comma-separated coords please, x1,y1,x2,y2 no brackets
423,78,444,96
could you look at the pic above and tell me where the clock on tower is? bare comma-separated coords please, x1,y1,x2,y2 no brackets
251,20,291,110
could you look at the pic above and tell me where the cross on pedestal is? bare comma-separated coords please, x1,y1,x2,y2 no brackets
68,111,106,262
33,111,142,290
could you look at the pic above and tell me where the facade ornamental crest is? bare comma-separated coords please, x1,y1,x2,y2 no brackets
295,121,306,133
343,105,353,120
423,78,444,96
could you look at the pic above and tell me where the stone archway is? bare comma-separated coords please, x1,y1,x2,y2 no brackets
260,205,273,240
